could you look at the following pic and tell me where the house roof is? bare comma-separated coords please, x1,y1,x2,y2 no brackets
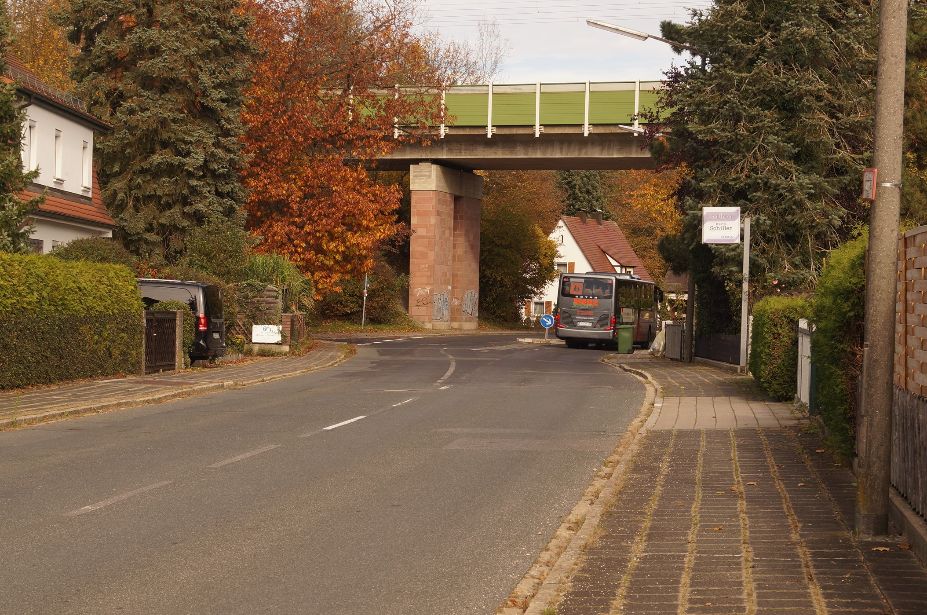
561,215,653,283
5,56,109,129
23,172,115,229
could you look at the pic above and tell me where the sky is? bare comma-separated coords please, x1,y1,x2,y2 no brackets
415,0,713,83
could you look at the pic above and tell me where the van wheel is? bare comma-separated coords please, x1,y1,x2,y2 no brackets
565,340,583,349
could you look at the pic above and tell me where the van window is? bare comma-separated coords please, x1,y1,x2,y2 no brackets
204,286,223,318
140,285,197,313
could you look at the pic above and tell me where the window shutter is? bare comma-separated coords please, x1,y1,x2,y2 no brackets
524,301,532,318
567,262,575,273
545,301,552,314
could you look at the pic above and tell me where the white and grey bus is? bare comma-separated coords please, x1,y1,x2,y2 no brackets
554,273,659,350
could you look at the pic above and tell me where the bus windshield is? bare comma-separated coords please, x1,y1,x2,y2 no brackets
560,276,614,299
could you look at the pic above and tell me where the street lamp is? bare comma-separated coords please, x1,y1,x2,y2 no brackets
586,19,694,51
586,18,703,365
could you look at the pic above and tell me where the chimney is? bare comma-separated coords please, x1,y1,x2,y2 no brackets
593,211,603,224
578,212,587,222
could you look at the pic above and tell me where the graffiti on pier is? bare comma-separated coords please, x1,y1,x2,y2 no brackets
432,291,450,322
462,290,478,317
414,287,431,307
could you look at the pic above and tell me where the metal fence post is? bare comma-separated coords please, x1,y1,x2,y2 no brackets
174,311,184,371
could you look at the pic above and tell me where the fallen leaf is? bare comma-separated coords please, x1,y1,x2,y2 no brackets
815,449,825,453
712,526,724,532
746,481,757,486
872,546,891,552
798,482,807,487
900,541,912,551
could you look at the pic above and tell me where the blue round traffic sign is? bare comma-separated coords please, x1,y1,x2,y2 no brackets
539,314,555,329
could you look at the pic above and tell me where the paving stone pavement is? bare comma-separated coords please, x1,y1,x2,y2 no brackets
0,341,350,428
551,356,927,615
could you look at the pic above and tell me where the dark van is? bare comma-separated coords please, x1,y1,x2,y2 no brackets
138,279,226,360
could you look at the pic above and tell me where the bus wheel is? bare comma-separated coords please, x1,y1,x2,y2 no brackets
565,340,583,349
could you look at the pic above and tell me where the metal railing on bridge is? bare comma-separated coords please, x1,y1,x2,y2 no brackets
388,81,664,139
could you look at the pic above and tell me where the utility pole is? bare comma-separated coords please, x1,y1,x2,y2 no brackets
739,217,751,374
857,0,908,538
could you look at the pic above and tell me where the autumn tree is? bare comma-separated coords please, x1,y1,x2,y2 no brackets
0,3,42,252
7,0,73,90
479,171,559,322
60,0,253,261
242,0,445,294
604,167,686,284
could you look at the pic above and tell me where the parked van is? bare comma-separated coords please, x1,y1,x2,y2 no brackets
137,279,226,360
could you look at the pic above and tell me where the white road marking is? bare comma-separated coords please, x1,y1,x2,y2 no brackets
439,385,452,390
436,351,456,386
384,389,412,392
208,444,281,469
392,397,417,407
372,341,382,344
410,336,424,339
66,480,172,517
323,415,367,430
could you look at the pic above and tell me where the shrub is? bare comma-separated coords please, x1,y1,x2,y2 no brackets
810,232,868,457
314,261,407,324
0,252,143,388
52,237,137,268
178,216,253,282
749,296,810,401
148,300,195,367
244,253,313,312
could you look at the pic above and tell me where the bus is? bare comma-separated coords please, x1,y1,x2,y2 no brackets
554,273,659,350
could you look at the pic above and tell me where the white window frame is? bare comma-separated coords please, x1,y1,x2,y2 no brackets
555,262,569,274
81,140,92,190
532,301,546,316
54,129,63,182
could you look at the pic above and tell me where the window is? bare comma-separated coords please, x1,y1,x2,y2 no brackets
532,301,546,316
29,239,44,254
81,140,92,189
24,121,37,171
555,262,569,274
54,130,63,181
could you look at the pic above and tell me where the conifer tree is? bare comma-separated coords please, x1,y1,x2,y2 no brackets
0,2,42,253
60,0,253,260
556,170,609,218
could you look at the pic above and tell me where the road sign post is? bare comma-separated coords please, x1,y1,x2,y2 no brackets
539,314,555,340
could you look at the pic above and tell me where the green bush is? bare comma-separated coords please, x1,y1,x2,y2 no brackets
750,296,810,401
148,300,195,367
0,252,143,388
810,232,868,458
314,261,407,324
51,237,137,268
244,253,313,313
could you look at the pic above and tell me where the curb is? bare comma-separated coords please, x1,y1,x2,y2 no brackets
498,358,661,614
0,344,354,431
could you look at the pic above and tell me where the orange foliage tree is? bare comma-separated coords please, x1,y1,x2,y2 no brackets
241,0,445,294
604,167,688,283
8,0,74,90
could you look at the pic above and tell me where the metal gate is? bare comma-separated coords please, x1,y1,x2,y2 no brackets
665,323,685,360
145,311,177,374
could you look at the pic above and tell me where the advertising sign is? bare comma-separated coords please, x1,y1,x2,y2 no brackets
252,324,283,344
702,207,741,244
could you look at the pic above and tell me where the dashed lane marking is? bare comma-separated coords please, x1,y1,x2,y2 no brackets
65,480,172,517
208,444,281,469
391,398,417,407
323,415,367,431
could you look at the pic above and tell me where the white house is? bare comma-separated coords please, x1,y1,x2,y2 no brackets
10,56,114,253
525,214,654,319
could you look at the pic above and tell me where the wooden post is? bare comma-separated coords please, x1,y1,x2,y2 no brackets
174,311,184,371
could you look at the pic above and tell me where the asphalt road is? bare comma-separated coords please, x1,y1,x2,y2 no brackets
0,334,644,615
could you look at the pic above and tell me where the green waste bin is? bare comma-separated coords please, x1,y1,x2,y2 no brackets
615,325,635,354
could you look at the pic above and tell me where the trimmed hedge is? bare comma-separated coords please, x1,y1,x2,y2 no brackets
0,252,143,388
810,232,868,458
749,296,810,401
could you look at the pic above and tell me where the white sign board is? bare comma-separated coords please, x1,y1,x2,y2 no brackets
252,324,283,344
702,207,741,244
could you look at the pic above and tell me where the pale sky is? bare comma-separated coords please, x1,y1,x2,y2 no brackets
416,0,712,83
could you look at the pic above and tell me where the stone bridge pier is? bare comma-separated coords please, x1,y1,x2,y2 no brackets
408,163,482,330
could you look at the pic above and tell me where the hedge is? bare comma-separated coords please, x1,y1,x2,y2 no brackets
810,232,868,458
749,296,810,401
0,252,143,388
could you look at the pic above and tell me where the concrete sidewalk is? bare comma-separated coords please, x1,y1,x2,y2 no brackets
0,341,352,430
523,356,927,615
